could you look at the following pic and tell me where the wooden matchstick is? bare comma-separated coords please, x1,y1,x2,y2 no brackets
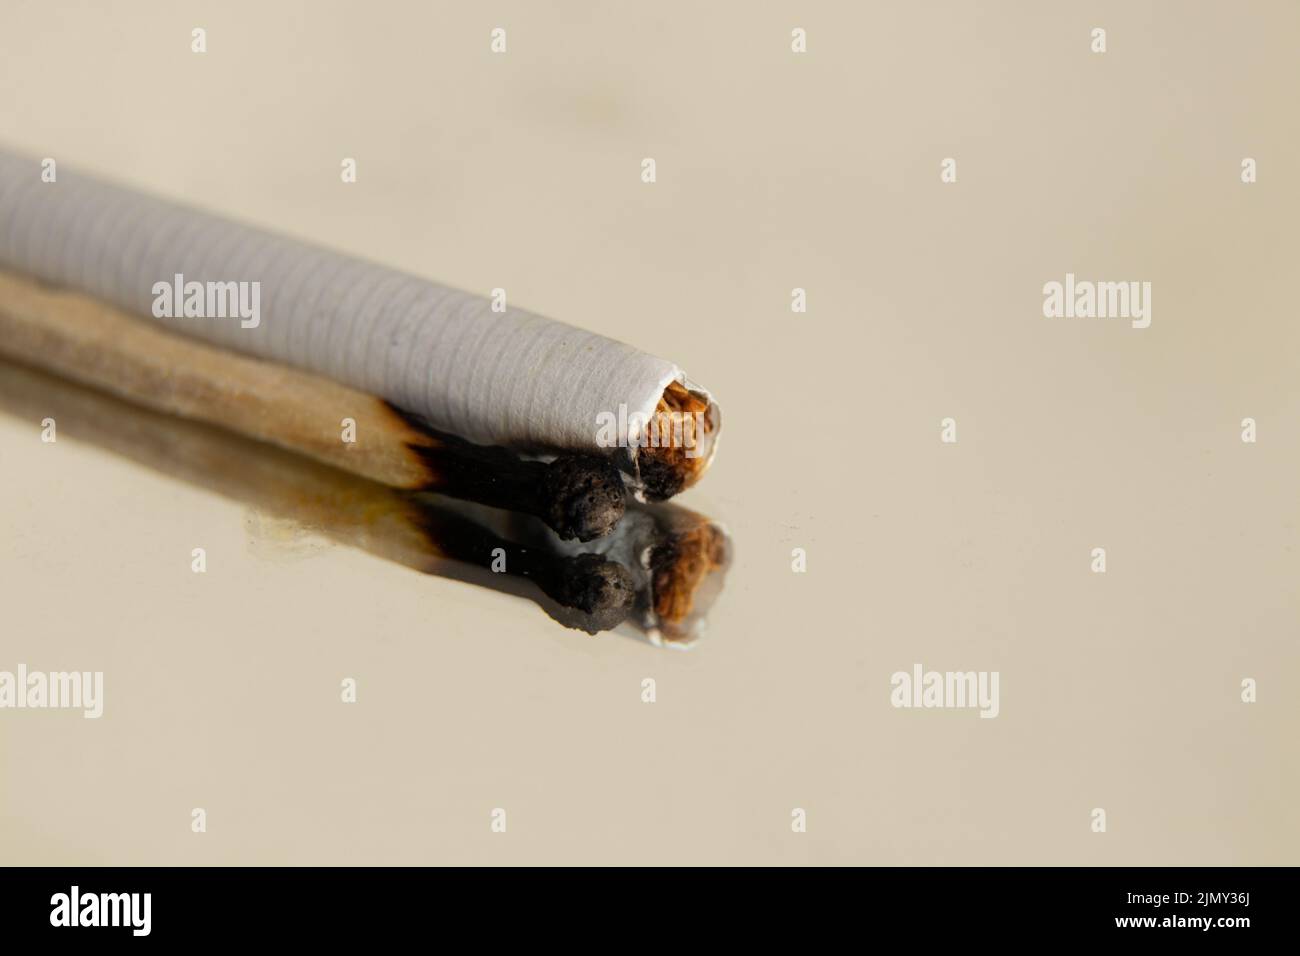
0,269,625,542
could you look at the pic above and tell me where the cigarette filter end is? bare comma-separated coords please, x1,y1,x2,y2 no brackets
635,379,721,501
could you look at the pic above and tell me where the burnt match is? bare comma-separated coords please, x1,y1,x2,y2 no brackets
0,269,624,542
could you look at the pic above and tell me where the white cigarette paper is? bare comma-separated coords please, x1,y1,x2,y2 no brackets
0,149,718,472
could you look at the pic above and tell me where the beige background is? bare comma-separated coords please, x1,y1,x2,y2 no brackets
1,0,1297,865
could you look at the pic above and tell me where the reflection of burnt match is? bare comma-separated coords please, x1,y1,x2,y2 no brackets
0,358,641,633
410,507,638,633
0,269,624,542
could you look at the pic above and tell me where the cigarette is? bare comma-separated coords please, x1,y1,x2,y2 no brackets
0,268,625,542
0,149,721,500
0,357,729,637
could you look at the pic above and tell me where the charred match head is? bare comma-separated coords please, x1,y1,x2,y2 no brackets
548,552,637,631
542,454,626,542
548,554,634,621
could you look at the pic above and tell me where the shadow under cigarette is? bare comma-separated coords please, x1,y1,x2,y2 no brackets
0,357,730,644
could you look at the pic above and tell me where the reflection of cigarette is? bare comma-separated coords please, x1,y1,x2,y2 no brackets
0,150,721,500
0,357,728,639
0,269,624,542
640,503,732,645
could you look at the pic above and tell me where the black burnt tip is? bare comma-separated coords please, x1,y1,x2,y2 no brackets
551,553,637,631
542,454,626,542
